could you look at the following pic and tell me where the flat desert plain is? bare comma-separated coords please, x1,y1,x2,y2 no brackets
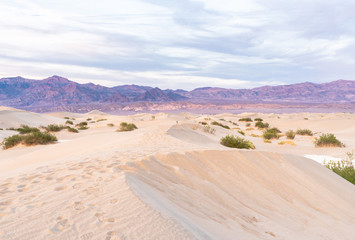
0,107,354,240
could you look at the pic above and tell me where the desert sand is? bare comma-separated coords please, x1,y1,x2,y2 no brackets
0,108,354,239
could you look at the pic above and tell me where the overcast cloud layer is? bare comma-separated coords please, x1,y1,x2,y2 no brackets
0,0,354,89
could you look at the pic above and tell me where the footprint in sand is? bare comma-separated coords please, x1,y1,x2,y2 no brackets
51,217,72,233
105,231,125,240
80,232,94,240
95,213,115,223
73,201,85,211
72,183,83,189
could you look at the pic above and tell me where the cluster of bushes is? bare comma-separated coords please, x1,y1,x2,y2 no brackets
255,121,269,129
315,133,345,147
203,125,216,134
65,120,73,125
263,128,281,140
199,121,208,125
296,129,313,136
43,124,66,132
211,121,230,129
76,122,89,130
220,135,255,149
2,131,57,149
286,130,296,139
117,122,137,132
238,118,253,122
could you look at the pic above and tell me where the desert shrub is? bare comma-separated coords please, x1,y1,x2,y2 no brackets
2,134,23,149
296,129,313,136
86,118,92,121
211,121,230,129
107,123,114,127
204,117,211,121
264,139,272,143
250,134,260,137
16,125,40,134
117,122,137,132
324,154,355,184
67,127,79,133
64,117,70,119
263,128,280,140
246,123,251,127
238,118,253,122
254,118,263,122
238,130,245,135
220,135,255,149
44,124,66,132
278,140,296,146
78,126,89,130
0,128,3,130
255,121,269,129
304,117,309,120
65,120,73,125
286,130,296,139
22,132,57,146
315,133,345,147
199,121,207,125
203,125,216,134
219,118,226,121
76,122,88,127
97,118,107,122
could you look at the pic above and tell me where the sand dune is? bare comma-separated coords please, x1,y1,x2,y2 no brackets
0,108,354,239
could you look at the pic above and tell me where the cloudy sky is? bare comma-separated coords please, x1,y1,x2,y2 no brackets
0,0,354,90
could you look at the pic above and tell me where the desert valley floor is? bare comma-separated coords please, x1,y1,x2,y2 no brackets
0,106,354,240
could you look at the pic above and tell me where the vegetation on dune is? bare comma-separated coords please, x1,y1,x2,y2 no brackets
44,124,66,132
65,120,73,125
286,130,296,139
199,121,208,125
76,122,88,128
86,118,92,121
238,130,245,135
315,133,345,147
220,135,255,149
16,125,40,134
263,128,281,140
117,122,138,132
324,152,355,184
211,121,230,129
296,129,313,136
255,121,269,129
238,118,253,122
64,117,70,119
2,131,57,149
67,127,79,133
254,118,263,122
97,118,107,122
203,125,216,134
78,126,89,130
107,123,115,127
278,140,296,146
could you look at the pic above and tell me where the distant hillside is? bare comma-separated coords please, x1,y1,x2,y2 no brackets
1,75,355,112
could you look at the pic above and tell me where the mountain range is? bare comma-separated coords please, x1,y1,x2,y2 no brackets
1,75,355,112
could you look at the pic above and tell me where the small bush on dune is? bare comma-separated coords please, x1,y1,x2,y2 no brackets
220,135,255,149
211,121,230,129
263,128,281,140
97,118,107,122
22,132,57,146
238,130,245,135
254,118,263,122
255,121,269,129
78,126,89,130
315,133,345,148
16,125,40,134
239,118,253,122
199,121,207,125
86,118,92,121
286,130,296,139
64,117,70,119
65,120,73,125
44,124,66,132
324,153,354,184
2,134,23,149
203,125,216,134
107,123,114,127
117,122,138,132
296,129,313,136
67,127,79,133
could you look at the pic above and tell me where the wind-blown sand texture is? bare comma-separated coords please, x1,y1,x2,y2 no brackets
0,108,354,239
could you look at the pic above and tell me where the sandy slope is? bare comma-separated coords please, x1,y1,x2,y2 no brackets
0,108,355,239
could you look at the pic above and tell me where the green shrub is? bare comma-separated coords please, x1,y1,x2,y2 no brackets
107,123,114,127
0,128,3,130
44,124,66,132
64,117,70,119
220,135,255,149
286,130,296,139
246,123,251,127
65,120,73,125
199,121,207,125
263,128,281,140
16,125,40,134
211,121,230,129
78,126,89,130
117,122,138,132
238,130,245,135
254,118,263,122
97,118,107,122
22,132,57,146
324,159,354,184
2,134,23,149
67,127,79,133
238,118,253,122
255,121,269,129
315,133,345,147
76,122,88,127
86,118,92,121
219,118,226,121
296,129,313,136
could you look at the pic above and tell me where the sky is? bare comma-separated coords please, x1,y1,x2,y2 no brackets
0,0,354,90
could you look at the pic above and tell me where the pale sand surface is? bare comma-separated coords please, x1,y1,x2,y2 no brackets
0,109,355,239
